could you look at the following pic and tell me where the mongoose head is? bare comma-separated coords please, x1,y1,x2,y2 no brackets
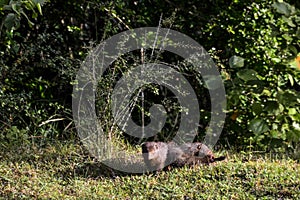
141,142,168,171
142,142,159,159
195,143,215,163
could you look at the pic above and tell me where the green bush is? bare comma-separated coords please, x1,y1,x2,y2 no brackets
207,1,300,150
1,0,299,152
0,0,79,144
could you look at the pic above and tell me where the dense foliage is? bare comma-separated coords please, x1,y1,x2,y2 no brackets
1,0,299,152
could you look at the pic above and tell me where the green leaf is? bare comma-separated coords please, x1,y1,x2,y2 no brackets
288,45,298,56
248,118,269,134
277,90,298,107
11,3,20,15
282,34,292,42
271,58,281,63
296,28,300,39
203,75,223,90
247,80,265,93
263,101,280,114
287,74,294,86
252,103,263,115
282,16,295,27
32,12,38,18
288,108,297,115
229,55,245,68
36,3,42,15
292,122,300,131
12,43,20,53
270,130,280,139
237,69,257,82
3,5,12,11
290,113,300,121
0,1,9,7
286,129,300,142
4,13,17,30
272,2,292,16
23,1,34,11
32,0,48,4
20,10,34,27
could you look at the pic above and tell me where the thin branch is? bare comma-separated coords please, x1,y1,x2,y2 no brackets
151,13,163,59
104,7,131,30
38,118,65,127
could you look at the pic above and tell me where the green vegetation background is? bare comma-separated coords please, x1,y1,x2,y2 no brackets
0,0,300,199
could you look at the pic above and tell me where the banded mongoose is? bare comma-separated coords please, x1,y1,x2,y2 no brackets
142,142,225,171
142,142,168,171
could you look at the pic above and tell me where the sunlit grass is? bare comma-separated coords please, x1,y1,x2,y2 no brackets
0,141,299,199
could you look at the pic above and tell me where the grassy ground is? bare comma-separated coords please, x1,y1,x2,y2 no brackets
0,141,299,199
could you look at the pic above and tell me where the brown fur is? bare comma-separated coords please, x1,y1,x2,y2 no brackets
142,142,225,171
142,142,168,171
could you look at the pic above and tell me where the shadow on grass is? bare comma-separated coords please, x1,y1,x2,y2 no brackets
0,141,148,181
69,159,148,179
